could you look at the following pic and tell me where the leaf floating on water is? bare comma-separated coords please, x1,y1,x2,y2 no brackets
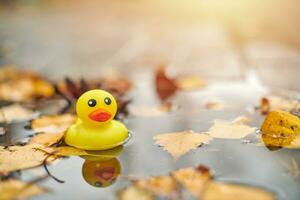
202,182,275,200
175,75,206,91
134,176,178,198
31,114,75,133
172,165,211,198
260,110,300,147
0,104,35,123
0,179,46,200
207,117,255,139
29,131,65,147
154,131,212,159
0,145,51,175
118,186,154,200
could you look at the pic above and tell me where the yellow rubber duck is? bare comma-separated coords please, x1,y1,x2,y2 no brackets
65,89,129,150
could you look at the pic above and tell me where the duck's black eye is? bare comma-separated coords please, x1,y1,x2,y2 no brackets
104,97,111,105
88,99,97,107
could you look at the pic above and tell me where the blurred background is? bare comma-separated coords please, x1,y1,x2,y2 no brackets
0,0,299,90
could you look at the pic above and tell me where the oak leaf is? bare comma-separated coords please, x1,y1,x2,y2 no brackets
154,131,212,159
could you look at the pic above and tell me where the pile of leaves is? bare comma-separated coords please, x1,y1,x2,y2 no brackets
118,165,275,200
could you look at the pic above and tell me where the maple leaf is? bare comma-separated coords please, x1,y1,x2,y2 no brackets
0,179,46,200
202,182,275,200
207,117,255,139
172,165,211,198
154,131,212,159
31,114,75,133
118,186,154,200
0,104,35,123
134,176,178,198
0,145,51,175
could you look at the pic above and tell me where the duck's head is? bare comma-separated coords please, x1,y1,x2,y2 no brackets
76,90,117,126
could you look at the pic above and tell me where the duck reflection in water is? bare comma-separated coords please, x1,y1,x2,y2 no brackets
80,145,123,188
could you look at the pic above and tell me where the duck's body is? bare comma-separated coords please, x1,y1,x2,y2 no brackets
64,89,129,150
65,119,128,150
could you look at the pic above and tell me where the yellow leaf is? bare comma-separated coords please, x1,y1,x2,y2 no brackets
0,145,49,175
134,176,178,198
29,131,65,147
31,114,75,133
0,104,34,123
207,118,255,139
172,165,211,198
154,131,212,159
118,186,154,200
202,182,275,200
0,179,46,200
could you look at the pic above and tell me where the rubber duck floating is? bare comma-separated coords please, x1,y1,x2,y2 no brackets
65,89,129,150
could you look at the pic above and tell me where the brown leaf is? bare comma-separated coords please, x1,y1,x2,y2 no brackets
31,114,75,133
134,176,178,198
175,75,206,91
0,66,55,102
154,65,178,101
0,179,46,200
172,165,211,198
202,182,275,200
154,131,212,159
207,118,255,139
29,132,65,147
0,145,50,175
0,104,35,123
118,186,154,200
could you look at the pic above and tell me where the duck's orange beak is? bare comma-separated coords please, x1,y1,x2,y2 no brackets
89,109,112,122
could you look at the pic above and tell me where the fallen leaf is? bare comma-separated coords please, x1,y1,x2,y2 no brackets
154,131,212,159
207,118,255,139
0,66,54,102
172,165,211,198
31,114,75,133
175,75,206,91
202,182,275,200
29,132,65,147
0,145,50,175
154,65,178,101
134,176,178,198
0,104,35,123
0,179,46,200
118,186,154,200
130,102,172,116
